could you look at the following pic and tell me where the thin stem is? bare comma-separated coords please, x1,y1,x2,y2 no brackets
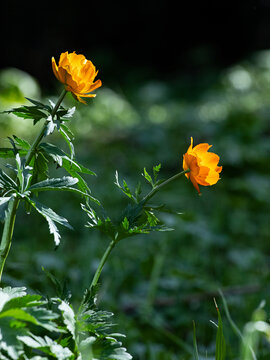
142,169,190,205
89,239,116,291
0,196,19,282
25,89,67,166
0,89,67,283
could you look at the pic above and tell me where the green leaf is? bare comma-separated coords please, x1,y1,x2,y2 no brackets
76,304,132,360
27,307,60,332
44,117,56,136
0,148,27,159
82,204,117,240
14,153,33,192
58,301,76,340
28,176,78,192
32,152,49,183
135,181,142,202
0,197,11,222
42,267,71,301
18,333,73,359
122,217,129,230
0,169,18,191
39,142,95,176
59,124,75,159
0,308,38,324
12,135,31,150
2,104,48,124
28,176,99,203
26,198,73,247
62,162,93,197
25,97,51,111
39,142,67,166
215,299,226,360
153,163,161,183
2,294,44,312
142,167,153,186
145,210,159,227
115,171,136,201
0,287,27,311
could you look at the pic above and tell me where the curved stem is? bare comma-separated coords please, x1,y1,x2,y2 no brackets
0,196,19,282
89,239,116,291
0,89,67,283
141,169,190,205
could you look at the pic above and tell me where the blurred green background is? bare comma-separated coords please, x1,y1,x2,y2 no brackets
1,1,270,359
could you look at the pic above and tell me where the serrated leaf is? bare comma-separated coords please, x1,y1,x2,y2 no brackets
82,204,117,240
0,308,38,324
56,106,76,119
2,294,44,312
28,176,78,192
25,97,51,111
39,142,66,166
0,287,27,312
115,171,136,201
44,118,56,136
59,125,75,159
26,198,73,247
40,142,95,176
62,164,92,197
142,168,153,186
2,104,48,123
18,333,72,359
0,169,18,190
58,301,76,339
27,307,60,332
12,135,31,150
28,176,99,203
145,210,159,227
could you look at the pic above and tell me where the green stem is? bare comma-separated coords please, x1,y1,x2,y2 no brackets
0,197,19,282
25,89,67,166
90,239,116,291
0,89,67,283
142,169,190,205
86,170,190,293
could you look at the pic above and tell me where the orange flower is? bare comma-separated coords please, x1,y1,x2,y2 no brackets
183,137,222,194
52,51,102,104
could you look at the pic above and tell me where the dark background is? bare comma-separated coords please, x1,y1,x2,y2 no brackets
1,0,270,91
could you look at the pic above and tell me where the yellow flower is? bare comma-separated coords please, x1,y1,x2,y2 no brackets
183,137,222,194
52,51,102,104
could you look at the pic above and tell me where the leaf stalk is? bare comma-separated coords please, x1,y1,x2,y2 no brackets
89,239,116,292
141,169,190,205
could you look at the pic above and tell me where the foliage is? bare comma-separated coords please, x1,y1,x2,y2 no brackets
1,50,270,359
0,286,132,359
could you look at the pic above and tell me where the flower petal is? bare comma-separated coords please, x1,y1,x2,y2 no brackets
190,173,201,194
52,51,102,103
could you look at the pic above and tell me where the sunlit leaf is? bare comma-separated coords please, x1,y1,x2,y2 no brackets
26,198,73,247
0,197,11,222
